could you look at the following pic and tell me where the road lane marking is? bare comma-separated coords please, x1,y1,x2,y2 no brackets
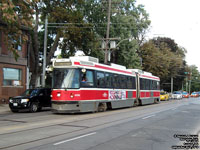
53,132,96,146
142,114,155,120
181,111,189,113
131,134,138,137
171,108,177,110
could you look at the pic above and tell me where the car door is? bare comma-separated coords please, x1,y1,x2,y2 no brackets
37,89,46,107
44,89,51,107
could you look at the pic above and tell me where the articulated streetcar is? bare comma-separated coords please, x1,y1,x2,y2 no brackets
51,56,160,113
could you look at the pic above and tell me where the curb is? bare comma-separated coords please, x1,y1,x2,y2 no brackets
0,104,10,114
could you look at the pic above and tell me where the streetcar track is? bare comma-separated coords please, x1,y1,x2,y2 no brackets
0,101,186,136
0,101,191,149
0,119,27,123
0,113,144,150
0,107,158,149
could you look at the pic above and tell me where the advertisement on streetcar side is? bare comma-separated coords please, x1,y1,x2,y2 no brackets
109,90,126,100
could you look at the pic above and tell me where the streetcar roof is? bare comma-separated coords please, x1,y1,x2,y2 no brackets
52,56,160,80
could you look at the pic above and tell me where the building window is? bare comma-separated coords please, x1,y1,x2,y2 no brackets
3,68,22,86
8,34,22,51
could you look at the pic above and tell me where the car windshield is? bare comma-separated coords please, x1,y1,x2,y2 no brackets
182,92,188,95
192,92,196,95
173,91,181,94
160,92,165,95
21,89,39,97
53,68,80,89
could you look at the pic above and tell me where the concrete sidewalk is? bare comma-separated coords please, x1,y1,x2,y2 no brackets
0,104,10,114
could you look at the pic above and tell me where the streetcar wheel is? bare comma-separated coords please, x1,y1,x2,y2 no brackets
133,100,139,106
30,102,39,113
98,103,107,112
154,98,160,104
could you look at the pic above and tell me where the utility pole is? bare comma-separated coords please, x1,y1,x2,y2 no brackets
42,16,48,87
189,73,192,94
104,0,111,64
186,75,188,92
171,76,173,94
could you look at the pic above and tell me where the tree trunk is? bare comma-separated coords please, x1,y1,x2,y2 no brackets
29,4,40,88
46,32,61,66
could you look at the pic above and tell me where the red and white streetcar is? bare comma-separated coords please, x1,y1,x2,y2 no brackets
51,56,160,113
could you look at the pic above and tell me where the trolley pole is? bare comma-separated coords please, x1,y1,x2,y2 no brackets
104,0,111,64
42,16,48,87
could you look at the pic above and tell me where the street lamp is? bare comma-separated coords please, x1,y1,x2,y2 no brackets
102,37,133,62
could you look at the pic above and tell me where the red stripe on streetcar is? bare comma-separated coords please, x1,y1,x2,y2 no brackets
94,64,132,75
140,75,160,80
74,61,133,75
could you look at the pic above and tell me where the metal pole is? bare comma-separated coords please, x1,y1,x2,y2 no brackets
189,80,191,94
104,0,111,64
186,76,188,92
189,72,192,94
171,76,173,94
42,16,48,87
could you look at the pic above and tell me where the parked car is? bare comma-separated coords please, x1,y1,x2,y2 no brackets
9,88,51,113
160,91,169,101
190,92,199,97
182,91,189,98
171,91,182,99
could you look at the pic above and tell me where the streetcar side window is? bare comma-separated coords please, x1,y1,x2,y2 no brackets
120,75,127,89
157,81,160,90
140,78,145,90
127,76,133,89
152,80,157,90
145,79,150,90
132,77,136,89
113,74,119,88
81,70,94,87
150,80,153,90
105,73,113,88
97,71,105,88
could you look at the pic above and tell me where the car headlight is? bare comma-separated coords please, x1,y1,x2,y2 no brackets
21,99,29,103
9,99,13,103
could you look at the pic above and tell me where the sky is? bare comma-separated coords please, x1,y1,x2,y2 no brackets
136,0,200,70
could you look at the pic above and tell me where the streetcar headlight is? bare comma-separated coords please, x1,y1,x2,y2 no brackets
21,99,29,103
70,93,74,98
57,93,61,97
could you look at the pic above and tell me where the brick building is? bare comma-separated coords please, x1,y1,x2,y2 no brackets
0,24,30,104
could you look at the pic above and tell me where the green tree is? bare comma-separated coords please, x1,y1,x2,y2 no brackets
187,65,200,93
83,0,150,69
140,37,187,91
0,0,33,60
31,0,97,87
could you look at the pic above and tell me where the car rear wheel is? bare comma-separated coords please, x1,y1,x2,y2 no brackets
30,102,39,113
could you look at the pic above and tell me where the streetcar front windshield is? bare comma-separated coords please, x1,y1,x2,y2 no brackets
53,69,80,89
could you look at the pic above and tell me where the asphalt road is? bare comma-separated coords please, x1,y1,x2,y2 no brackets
0,98,200,150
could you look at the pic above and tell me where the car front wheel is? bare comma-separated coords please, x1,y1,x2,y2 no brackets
30,102,39,113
